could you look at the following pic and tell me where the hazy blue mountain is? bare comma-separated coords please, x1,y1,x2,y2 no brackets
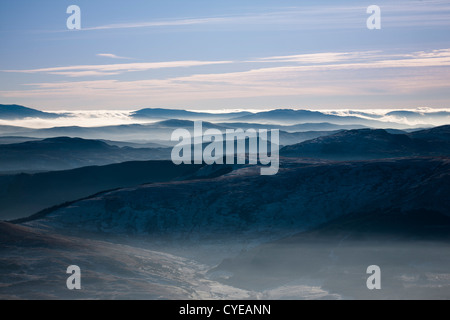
99,139,168,149
0,120,348,147
155,119,230,129
0,136,41,144
0,104,62,120
232,109,408,128
131,108,431,128
25,124,157,140
0,122,225,144
215,122,367,132
1,160,232,221
0,136,167,148
280,126,450,159
0,125,34,135
132,108,198,119
278,130,340,146
131,108,251,120
0,137,172,172
168,126,338,146
0,121,367,140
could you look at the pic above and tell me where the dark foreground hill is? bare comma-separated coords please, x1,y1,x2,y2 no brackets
22,158,450,241
0,160,232,221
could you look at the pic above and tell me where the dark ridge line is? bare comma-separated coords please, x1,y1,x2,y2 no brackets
9,164,235,225
8,157,445,224
9,187,122,225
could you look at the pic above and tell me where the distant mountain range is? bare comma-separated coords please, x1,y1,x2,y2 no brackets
133,108,427,128
281,125,450,159
229,109,400,127
131,108,252,121
2,104,447,129
0,121,366,148
1,125,448,172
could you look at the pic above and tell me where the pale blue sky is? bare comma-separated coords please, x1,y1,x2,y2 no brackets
0,0,449,110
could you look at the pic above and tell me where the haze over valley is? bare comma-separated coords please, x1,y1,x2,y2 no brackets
1,103,450,299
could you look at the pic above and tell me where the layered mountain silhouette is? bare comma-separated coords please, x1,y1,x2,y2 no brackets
0,121,359,158
0,120,365,144
1,104,445,128
129,107,429,128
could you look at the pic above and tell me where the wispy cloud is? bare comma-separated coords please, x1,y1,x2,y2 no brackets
253,51,383,64
97,53,131,60
78,1,450,32
1,60,233,77
84,17,232,31
7,49,450,79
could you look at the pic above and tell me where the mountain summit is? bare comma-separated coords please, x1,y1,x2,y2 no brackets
0,104,61,120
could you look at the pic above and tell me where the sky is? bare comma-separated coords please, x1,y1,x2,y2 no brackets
0,0,450,111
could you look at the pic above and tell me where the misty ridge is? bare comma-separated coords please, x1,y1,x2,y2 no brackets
1,103,450,299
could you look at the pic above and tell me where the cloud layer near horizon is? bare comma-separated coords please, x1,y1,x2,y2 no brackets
1,107,450,129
